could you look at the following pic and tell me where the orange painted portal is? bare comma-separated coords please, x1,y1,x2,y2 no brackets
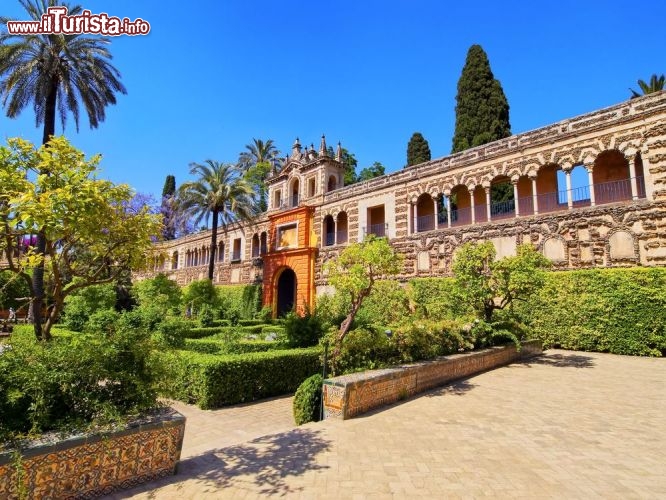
262,206,317,317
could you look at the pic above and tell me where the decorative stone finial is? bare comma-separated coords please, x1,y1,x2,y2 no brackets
319,134,328,156
335,141,342,162
291,137,302,158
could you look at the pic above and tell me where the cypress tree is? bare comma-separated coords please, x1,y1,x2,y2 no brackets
162,174,176,198
451,45,511,154
406,132,431,167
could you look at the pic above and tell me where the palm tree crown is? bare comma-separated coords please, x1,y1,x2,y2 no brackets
238,138,279,170
630,74,665,99
178,161,257,280
0,0,127,144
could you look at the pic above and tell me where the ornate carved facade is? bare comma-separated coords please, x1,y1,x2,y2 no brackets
141,92,666,315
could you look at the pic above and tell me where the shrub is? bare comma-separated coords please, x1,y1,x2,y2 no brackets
0,323,160,444
283,310,324,347
154,317,190,348
183,279,219,314
513,267,666,356
157,347,321,409
183,338,288,355
293,374,323,425
408,278,471,320
390,319,473,363
132,274,181,313
332,327,394,374
84,308,120,335
198,304,215,327
356,280,411,327
217,284,263,321
63,282,117,332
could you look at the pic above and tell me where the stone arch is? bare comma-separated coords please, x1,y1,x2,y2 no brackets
217,241,225,262
490,174,515,220
274,266,297,317
289,176,301,207
327,175,337,192
171,251,179,270
535,162,561,213
593,149,631,204
260,231,268,255
449,184,471,226
322,214,335,246
251,233,260,258
415,193,436,232
336,211,348,244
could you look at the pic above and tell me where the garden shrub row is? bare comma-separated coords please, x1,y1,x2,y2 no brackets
513,267,666,356
183,338,288,355
157,347,321,409
183,324,267,340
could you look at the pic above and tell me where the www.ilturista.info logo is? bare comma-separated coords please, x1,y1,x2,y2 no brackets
6,6,150,36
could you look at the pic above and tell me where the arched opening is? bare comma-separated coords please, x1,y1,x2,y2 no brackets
323,215,335,246
260,232,268,255
291,179,300,207
275,267,297,317
416,193,435,232
593,150,631,204
450,185,471,226
327,175,337,192
171,251,179,270
472,185,487,223
490,176,515,219
217,242,225,262
251,234,260,258
336,212,348,244
535,163,561,213
273,189,283,209
557,165,590,208
635,153,646,198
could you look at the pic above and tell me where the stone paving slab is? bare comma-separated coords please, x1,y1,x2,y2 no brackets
107,350,666,499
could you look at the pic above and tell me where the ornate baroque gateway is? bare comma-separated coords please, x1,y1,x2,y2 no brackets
141,92,666,317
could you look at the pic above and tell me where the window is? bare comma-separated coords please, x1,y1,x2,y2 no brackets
231,238,241,262
277,223,298,250
274,190,282,209
308,177,316,197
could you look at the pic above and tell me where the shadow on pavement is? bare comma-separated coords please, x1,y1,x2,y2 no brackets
425,378,478,397
110,427,330,498
519,351,595,369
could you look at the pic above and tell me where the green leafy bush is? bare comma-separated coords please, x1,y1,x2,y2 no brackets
513,268,666,356
217,284,262,321
154,317,190,348
183,279,219,314
408,278,471,320
283,310,324,347
198,304,215,327
355,280,411,327
390,319,472,363
0,270,30,311
132,274,181,313
293,374,323,425
84,308,120,335
333,327,394,374
63,282,117,332
184,338,288,355
0,323,160,444
157,347,321,409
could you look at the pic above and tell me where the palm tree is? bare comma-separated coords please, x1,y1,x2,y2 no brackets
0,0,126,340
630,74,665,99
178,161,257,281
238,138,279,169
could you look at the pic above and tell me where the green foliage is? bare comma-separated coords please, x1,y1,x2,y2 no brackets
217,285,263,321
406,132,432,167
0,271,30,311
162,175,176,198
408,278,471,320
355,280,410,327
132,274,182,313
184,338,288,355
513,268,666,356
283,310,324,347
293,374,323,426
85,309,120,335
390,320,473,363
153,317,189,349
453,242,551,322
198,304,215,327
358,162,385,181
157,348,321,409
63,283,117,332
451,44,511,153
183,279,219,313
332,327,393,374
0,324,160,444
630,74,665,98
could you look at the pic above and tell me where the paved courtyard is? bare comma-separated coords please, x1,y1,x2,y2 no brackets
109,350,666,499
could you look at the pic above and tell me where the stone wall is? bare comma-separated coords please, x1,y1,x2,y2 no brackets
323,341,542,420
0,409,185,499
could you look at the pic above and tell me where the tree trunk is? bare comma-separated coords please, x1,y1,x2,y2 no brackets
331,298,364,367
208,209,218,281
32,79,58,341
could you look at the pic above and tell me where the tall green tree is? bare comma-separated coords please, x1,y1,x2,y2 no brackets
0,137,160,340
239,139,280,213
451,45,511,154
162,175,176,198
0,0,126,338
358,161,385,181
328,146,358,185
178,161,256,281
160,175,178,240
630,74,665,99
406,132,431,167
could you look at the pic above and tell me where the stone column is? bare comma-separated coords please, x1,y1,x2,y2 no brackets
470,187,476,225
627,154,639,200
444,192,452,228
530,174,539,215
413,201,418,234
334,219,338,245
586,164,596,207
512,178,520,217
564,168,573,209
484,186,491,221
433,195,439,229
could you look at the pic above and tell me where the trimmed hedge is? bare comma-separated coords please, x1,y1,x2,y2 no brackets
184,338,288,355
293,374,323,425
217,284,262,321
157,347,322,409
513,267,666,356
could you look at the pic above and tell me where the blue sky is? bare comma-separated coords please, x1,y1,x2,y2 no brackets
1,0,664,200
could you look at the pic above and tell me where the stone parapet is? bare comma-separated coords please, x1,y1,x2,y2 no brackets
323,341,542,420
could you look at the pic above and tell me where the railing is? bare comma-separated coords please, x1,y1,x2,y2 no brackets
292,194,299,207
416,214,437,232
336,230,348,244
364,223,388,238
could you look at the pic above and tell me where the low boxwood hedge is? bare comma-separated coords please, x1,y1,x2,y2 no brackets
184,338,289,355
157,347,321,409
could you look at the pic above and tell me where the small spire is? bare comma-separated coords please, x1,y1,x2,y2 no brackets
319,134,328,156
291,137,302,158
335,141,342,162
